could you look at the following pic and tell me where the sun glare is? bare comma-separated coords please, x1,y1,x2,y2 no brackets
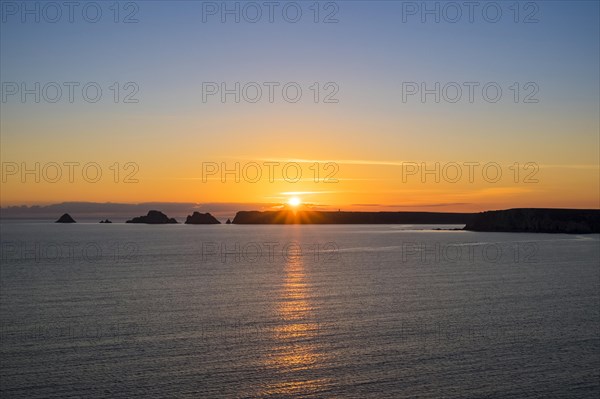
288,197,302,207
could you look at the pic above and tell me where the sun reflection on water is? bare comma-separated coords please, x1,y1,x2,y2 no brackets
259,254,332,396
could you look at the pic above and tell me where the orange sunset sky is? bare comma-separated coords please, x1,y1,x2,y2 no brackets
1,1,599,212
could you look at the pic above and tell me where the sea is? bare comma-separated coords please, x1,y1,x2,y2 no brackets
1,222,599,398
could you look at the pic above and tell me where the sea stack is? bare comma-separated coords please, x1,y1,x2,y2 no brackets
226,219,232,224
126,210,178,224
55,213,76,223
184,212,220,224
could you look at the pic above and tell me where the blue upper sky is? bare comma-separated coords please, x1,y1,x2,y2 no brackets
2,1,598,107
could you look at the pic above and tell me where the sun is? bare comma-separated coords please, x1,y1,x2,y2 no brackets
288,197,302,207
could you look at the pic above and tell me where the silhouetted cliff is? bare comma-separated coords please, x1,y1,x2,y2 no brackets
185,212,220,224
126,210,178,224
465,208,600,234
232,210,475,224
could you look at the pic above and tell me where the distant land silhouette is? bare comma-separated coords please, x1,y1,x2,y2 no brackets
55,213,76,223
126,210,178,224
0,201,268,221
18,206,600,234
185,212,220,224
465,208,600,234
232,210,475,224
231,209,600,233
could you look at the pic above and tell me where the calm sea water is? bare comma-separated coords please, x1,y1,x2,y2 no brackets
1,222,599,398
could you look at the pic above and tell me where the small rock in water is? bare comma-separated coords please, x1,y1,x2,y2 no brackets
55,213,76,223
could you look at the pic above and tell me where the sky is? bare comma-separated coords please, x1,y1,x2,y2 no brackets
1,0,599,212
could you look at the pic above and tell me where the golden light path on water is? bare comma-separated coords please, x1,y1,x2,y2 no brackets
259,246,333,397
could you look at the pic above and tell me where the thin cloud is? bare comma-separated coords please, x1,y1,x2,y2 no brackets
227,157,599,170
352,203,472,208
